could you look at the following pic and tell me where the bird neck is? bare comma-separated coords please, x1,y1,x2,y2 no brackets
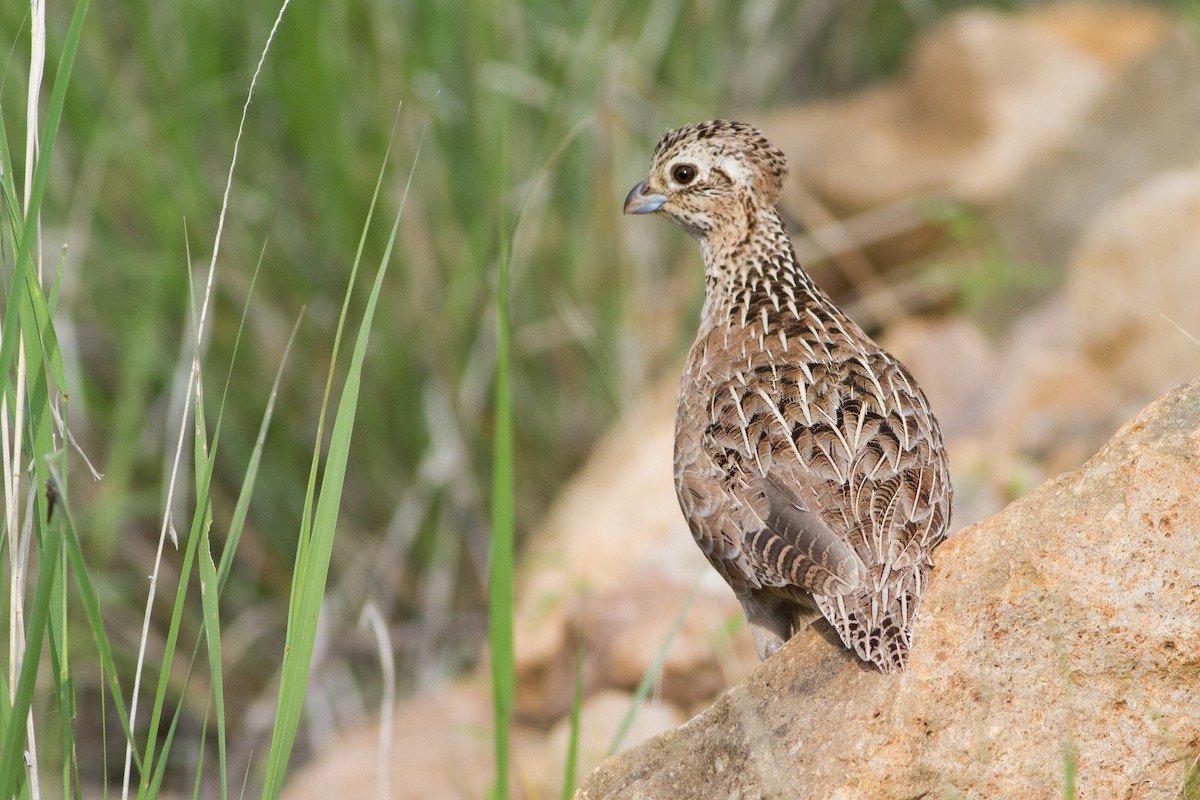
697,205,821,330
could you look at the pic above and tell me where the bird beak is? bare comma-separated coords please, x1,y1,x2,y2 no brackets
623,180,667,215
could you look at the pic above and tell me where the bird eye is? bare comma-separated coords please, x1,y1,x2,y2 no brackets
671,164,697,185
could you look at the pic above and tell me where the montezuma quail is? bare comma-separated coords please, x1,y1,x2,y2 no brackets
624,120,951,672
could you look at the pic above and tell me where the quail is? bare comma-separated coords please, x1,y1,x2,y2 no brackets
624,120,951,672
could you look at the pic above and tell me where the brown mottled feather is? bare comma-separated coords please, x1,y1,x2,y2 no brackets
627,120,952,672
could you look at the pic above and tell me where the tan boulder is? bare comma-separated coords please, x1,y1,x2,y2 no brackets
578,377,1200,800
1067,163,1200,403
994,23,1200,267
968,297,1127,490
765,5,1169,216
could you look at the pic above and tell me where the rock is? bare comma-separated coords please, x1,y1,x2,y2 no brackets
1029,3,1171,67
1067,163,1200,405
577,377,1200,800
765,5,1170,217
993,26,1200,267
981,297,1126,483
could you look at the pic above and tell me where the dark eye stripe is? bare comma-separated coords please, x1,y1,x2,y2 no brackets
709,167,732,186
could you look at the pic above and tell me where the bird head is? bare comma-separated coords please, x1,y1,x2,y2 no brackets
623,120,788,240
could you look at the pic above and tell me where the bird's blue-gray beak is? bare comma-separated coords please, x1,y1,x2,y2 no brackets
623,180,667,215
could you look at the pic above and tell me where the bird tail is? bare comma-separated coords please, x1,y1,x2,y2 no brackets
814,566,928,673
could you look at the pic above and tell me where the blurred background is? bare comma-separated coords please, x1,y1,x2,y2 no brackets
3,0,1200,796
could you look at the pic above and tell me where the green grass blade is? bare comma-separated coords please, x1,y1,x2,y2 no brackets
0,111,26,237
0,0,87,399
67,270,294,799
0,676,10,784
259,215,374,798
489,172,516,800
136,496,204,797
197,439,229,797
261,107,428,800
139,299,300,794
144,679,194,799
47,612,81,800
559,638,586,800
4,183,71,800
1063,740,1078,800
1180,753,1200,800
46,507,80,800
0,518,61,797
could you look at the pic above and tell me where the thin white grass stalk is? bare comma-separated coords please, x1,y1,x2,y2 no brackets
26,0,44,281
4,0,45,707
5,0,46,779
197,0,291,344
508,115,591,285
16,493,40,800
358,603,395,800
23,0,44,212
1158,311,1200,350
119,3,294,796
237,764,251,800
605,574,700,757
6,359,27,591
10,494,34,796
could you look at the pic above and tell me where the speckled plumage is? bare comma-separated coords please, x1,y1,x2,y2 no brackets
625,120,951,672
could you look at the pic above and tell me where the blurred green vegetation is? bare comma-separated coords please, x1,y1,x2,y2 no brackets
1,0,1193,791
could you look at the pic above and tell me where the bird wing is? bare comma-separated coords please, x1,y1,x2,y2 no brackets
682,344,950,599
748,475,867,596
676,363,869,599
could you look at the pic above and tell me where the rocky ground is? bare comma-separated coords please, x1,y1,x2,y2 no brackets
282,5,1200,799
